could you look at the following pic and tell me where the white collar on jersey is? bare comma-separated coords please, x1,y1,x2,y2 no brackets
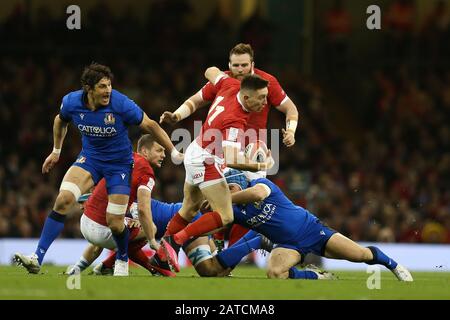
237,91,250,112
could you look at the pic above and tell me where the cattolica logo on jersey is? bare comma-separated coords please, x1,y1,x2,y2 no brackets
104,113,115,125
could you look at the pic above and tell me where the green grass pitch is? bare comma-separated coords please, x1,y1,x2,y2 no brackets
0,265,449,300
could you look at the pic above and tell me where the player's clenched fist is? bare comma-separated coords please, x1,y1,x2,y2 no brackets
282,129,295,147
159,111,180,125
42,152,60,174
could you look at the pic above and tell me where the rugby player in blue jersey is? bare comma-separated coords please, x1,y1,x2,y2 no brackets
14,63,181,276
192,170,413,281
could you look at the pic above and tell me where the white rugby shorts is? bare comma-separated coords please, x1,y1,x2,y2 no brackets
184,141,226,188
80,214,116,250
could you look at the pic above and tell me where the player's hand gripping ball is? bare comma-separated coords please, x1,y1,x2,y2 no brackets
244,140,269,163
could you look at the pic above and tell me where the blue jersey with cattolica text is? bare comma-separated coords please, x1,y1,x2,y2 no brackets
59,89,144,163
232,178,320,244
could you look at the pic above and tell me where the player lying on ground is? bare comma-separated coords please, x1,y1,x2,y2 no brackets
69,198,205,277
186,169,413,281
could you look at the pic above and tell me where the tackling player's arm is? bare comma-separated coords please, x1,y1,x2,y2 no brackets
276,99,299,148
137,187,159,250
139,113,183,163
42,115,69,174
231,183,272,204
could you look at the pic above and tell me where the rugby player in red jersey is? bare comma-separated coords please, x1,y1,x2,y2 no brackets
160,43,299,246
157,67,275,270
78,134,173,276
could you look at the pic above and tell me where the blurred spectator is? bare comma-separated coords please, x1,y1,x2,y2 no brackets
322,0,352,75
384,0,416,60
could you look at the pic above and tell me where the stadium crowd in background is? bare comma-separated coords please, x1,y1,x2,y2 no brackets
0,1,448,245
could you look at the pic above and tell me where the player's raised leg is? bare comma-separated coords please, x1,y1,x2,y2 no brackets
158,181,204,271
172,180,234,247
323,233,413,281
15,166,93,273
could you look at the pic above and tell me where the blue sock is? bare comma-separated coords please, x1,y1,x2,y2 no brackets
216,236,262,268
35,210,66,265
112,227,129,261
288,267,319,279
366,246,398,270
229,230,260,248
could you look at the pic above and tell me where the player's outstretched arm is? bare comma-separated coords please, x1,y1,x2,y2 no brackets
223,145,274,172
139,113,183,163
42,115,69,174
160,91,208,125
137,188,159,250
276,99,299,147
231,184,271,204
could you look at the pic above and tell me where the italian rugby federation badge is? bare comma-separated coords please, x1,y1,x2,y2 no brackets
104,113,115,125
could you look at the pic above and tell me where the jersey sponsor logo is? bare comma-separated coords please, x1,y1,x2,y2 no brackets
104,113,116,125
320,230,325,236
121,173,126,180
77,124,117,137
80,113,84,120
76,156,86,164
246,203,276,227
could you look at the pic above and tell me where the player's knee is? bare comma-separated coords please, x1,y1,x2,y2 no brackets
54,191,77,212
219,213,234,226
267,267,285,279
106,215,124,234
196,262,219,277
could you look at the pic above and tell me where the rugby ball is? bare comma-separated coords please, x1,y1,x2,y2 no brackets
244,140,269,163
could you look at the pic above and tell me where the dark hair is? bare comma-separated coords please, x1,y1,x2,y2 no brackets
137,134,155,151
80,63,113,91
240,74,269,91
229,43,254,61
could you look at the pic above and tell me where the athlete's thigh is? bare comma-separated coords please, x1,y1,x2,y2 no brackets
267,247,302,274
324,233,368,261
179,182,204,220
61,166,95,194
200,180,233,216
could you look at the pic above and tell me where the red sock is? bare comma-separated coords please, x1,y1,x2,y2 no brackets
228,224,250,247
164,212,190,236
102,250,116,269
174,211,223,245
128,240,154,273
